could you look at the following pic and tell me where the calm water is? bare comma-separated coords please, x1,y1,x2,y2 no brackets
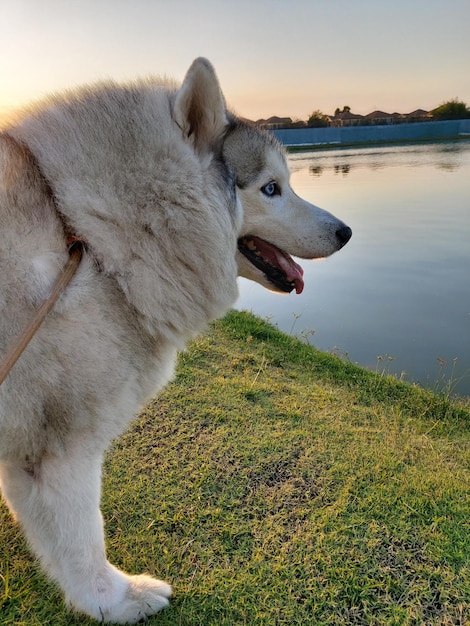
236,141,470,397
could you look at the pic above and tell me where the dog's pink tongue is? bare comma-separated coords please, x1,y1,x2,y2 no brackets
278,255,305,294
253,237,305,294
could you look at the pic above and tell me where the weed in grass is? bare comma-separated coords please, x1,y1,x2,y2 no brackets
375,354,395,378
0,568,9,608
433,356,470,400
284,311,318,346
247,355,268,392
288,311,302,335
298,326,316,345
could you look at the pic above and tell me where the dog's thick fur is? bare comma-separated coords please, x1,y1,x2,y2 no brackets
0,58,350,623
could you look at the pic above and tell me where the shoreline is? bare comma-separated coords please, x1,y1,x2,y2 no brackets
285,135,470,152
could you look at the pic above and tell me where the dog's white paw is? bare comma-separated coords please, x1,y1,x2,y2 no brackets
70,568,173,624
100,574,172,624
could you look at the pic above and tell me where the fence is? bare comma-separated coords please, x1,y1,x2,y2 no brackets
273,119,470,147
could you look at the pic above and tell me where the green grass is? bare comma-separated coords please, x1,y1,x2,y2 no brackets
1,310,469,625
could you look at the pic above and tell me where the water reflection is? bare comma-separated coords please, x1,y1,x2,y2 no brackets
310,165,323,177
304,141,467,178
237,140,470,397
334,164,351,175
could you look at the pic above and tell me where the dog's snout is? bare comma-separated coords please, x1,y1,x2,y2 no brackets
336,225,352,247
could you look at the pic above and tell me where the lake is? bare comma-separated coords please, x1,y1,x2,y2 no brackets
236,140,470,397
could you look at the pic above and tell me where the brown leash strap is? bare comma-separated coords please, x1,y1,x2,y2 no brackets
0,241,83,385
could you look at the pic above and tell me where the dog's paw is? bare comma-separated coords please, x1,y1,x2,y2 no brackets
100,574,173,624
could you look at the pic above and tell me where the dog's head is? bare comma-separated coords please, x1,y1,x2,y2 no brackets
222,120,352,294
175,58,351,296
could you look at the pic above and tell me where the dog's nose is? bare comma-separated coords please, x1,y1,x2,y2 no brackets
336,225,352,247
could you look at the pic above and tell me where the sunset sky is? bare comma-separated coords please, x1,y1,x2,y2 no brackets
1,0,469,124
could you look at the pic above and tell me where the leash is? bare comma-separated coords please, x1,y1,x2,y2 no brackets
0,241,83,386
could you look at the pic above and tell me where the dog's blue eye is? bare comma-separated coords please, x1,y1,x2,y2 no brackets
261,181,280,197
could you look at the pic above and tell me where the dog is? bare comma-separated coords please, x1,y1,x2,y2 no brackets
0,58,351,623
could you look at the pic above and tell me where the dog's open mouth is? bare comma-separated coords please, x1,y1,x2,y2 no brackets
238,235,304,294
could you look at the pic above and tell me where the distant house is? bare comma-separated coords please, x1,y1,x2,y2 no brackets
391,112,405,123
364,110,394,125
256,116,293,130
257,106,435,132
405,109,432,123
330,111,364,127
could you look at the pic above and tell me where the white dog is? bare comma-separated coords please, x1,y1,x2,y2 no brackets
0,58,351,623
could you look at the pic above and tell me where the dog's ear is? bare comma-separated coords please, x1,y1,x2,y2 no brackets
174,57,228,152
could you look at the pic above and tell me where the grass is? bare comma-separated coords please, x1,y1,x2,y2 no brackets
1,310,469,625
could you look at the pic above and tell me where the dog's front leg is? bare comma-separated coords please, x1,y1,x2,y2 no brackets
0,445,171,624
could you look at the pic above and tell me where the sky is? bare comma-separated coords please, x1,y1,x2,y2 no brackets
1,0,469,124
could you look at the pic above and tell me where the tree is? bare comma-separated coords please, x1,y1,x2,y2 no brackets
307,110,329,128
334,106,351,117
290,118,307,129
432,98,470,120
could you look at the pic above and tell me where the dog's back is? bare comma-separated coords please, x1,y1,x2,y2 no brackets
0,134,67,314
0,135,70,398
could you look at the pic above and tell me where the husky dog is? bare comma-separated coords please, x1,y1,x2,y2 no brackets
0,58,351,623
